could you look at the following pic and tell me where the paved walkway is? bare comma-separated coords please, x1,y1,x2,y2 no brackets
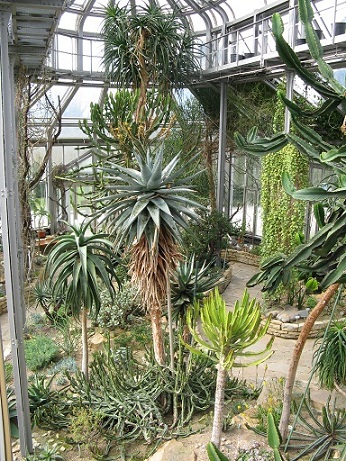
223,261,336,406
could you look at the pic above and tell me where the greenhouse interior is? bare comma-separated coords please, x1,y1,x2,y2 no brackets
1,0,346,459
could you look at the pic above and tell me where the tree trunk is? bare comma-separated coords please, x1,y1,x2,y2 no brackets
166,275,174,372
81,308,89,381
211,360,226,448
279,282,340,441
150,308,166,366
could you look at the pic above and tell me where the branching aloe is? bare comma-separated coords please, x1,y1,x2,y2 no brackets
185,288,273,447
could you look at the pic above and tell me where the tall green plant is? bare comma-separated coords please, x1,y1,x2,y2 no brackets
234,0,346,442
92,146,202,365
102,1,199,121
185,289,273,448
44,221,118,380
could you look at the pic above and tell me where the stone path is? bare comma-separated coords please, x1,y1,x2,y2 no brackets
223,261,331,407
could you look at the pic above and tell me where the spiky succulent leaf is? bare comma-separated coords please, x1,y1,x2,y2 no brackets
94,146,203,249
185,289,273,369
45,221,118,319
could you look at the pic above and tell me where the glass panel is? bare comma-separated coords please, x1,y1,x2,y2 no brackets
63,87,102,118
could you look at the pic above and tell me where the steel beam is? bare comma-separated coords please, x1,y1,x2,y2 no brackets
0,11,33,457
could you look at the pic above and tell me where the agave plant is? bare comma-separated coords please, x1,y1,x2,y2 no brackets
289,396,346,461
94,145,202,365
33,280,65,323
185,289,273,448
170,254,222,325
44,221,119,379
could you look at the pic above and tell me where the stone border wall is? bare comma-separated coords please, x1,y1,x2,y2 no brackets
221,248,260,267
264,317,329,339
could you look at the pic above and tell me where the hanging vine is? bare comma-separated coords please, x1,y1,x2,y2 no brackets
260,92,309,301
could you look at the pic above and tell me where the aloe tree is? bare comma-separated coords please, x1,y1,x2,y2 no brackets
102,1,199,122
235,0,346,442
93,146,202,365
44,221,118,380
185,289,273,448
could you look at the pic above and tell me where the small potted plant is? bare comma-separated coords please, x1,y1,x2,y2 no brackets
30,197,50,239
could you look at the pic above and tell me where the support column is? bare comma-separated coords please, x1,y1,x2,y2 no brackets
0,11,32,457
217,82,227,213
284,70,294,134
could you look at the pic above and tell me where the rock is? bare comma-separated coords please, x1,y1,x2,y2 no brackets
145,439,196,461
89,332,106,350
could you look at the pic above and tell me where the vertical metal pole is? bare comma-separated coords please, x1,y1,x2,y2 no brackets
0,326,13,461
0,11,33,457
284,0,297,134
285,70,294,134
217,82,227,213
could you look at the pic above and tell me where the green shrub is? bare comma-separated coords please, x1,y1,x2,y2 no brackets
25,335,60,371
181,209,239,263
97,282,143,330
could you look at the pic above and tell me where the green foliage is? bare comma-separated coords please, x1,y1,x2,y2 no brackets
267,412,285,461
236,0,346,296
207,442,230,461
33,280,65,323
181,209,239,263
170,254,222,323
24,444,65,461
45,221,118,320
97,282,143,330
313,319,346,390
102,2,199,92
91,145,203,249
67,339,248,442
7,386,19,437
288,396,346,460
28,374,72,430
255,403,283,435
5,361,13,382
186,289,273,369
24,335,60,371
69,407,112,459
261,144,309,259
80,89,174,161
52,311,80,357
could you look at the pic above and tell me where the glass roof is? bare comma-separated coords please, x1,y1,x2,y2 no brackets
60,0,273,36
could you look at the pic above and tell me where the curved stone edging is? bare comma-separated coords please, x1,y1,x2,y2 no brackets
263,317,332,339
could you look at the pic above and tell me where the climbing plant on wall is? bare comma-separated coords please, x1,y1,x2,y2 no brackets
260,93,309,301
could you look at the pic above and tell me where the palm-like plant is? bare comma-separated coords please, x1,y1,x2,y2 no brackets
102,1,199,121
185,289,273,448
94,145,202,364
44,221,118,380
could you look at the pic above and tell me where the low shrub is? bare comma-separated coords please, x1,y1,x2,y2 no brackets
97,282,143,330
25,335,60,371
